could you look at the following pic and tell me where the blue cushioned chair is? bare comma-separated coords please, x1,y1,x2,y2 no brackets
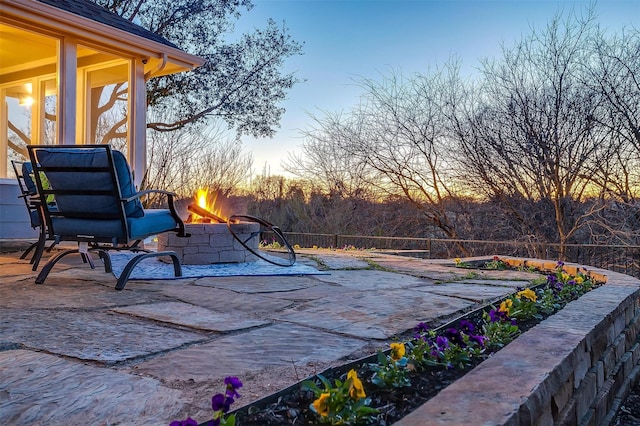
27,144,188,290
10,160,57,270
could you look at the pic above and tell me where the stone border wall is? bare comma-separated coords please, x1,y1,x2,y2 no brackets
396,258,640,426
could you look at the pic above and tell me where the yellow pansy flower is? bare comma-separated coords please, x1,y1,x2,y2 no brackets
516,288,537,302
499,299,513,314
561,272,570,282
575,276,584,284
390,342,406,361
312,393,330,417
347,369,366,399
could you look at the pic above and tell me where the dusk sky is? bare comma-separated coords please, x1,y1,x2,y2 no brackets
235,0,639,177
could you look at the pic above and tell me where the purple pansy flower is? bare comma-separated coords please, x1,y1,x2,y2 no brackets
459,319,475,333
414,322,430,340
469,334,487,347
415,322,430,333
489,308,508,322
225,376,243,390
224,376,243,398
435,335,449,351
211,393,233,413
444,327,460,339
445,327,467,347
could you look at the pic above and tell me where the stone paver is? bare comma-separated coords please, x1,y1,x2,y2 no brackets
195,274,318,293
417,282,519,302
0,247,548,424
133,322,366,382
314,269,434,290
111,301,270,332
0,350,185,425
275,289,475,339
462,278,534,288
0,310,205,362
0,279,166,309
261,281,350,301
304,251,371,269
154,284,296,313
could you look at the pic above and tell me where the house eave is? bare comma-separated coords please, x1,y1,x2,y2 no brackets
1,0,205,74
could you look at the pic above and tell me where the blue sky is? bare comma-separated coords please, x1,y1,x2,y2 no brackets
234,0,639,176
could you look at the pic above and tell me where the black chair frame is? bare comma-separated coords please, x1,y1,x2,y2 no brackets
27,144,188,290
10,159,56,270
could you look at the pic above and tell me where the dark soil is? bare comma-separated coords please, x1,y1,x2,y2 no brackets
234,316,540,425
235,364,471,425
612,381,640,425
236,361,640,425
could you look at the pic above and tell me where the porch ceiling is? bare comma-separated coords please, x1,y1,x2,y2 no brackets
0,0,204,82
0,23,55,73
0,23,130,88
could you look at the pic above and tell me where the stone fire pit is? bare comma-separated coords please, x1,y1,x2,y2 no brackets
157,222,259,264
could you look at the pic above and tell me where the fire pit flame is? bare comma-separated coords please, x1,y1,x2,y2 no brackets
186,188,233,224
187,203,226,224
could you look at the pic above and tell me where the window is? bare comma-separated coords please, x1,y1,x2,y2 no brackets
0,24,57,177
0,26,132,178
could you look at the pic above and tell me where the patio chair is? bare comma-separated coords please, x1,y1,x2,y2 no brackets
10,160,56,270
27,144,189,290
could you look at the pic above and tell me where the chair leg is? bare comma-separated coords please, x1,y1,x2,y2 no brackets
115,251,182,291
80,252,96,269
30,232,49,271
35,249,78,284
31,244,44,271
20,241,38,260
98,250,112,273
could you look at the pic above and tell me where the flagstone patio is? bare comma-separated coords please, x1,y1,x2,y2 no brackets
0,243,636,425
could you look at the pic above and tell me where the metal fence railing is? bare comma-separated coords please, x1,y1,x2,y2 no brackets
262,232,640,279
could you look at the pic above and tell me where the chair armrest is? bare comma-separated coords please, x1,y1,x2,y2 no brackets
122,189,189,238
22,193,43,208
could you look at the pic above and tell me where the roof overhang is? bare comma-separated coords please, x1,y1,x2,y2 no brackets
0,0,205,78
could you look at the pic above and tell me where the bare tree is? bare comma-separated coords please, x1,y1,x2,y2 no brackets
144,121,252,205
589,27,640,149
284,111,380,200
323,65,458,238
583,26,640,202
453,9,614,256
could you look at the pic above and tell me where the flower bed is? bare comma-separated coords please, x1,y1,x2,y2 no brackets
397,260,640,426
170,257,640,425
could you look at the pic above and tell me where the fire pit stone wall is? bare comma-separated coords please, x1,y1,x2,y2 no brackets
157,222,259,264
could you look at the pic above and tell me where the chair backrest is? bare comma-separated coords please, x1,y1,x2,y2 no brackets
27,145,143,244
11,160,41,228
11,160,35,195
